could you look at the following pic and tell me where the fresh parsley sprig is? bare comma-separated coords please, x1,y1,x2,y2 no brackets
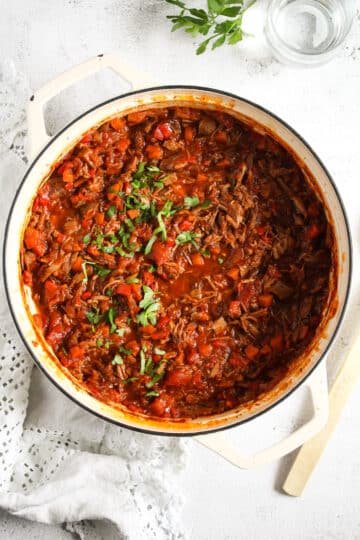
165,0,256,55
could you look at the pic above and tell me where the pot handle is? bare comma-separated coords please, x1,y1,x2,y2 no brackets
194,362,328,469
27,54,155,159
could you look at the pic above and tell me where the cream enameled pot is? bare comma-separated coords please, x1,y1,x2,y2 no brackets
3,55,352,468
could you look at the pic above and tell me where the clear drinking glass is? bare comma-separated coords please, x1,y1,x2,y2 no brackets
265,0,356,66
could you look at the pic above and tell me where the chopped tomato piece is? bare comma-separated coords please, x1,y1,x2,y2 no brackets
198,342,213,357
143,271,155,287
154,122,174,140
149,241,172,266
95,212,105,225
116,284,133,297
72,256,82,272
69,346,85,360
179,220,193,231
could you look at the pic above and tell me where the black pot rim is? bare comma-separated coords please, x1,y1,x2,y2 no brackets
3,84,353,437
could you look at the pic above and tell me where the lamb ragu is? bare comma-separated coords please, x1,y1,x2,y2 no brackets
21,106,333,419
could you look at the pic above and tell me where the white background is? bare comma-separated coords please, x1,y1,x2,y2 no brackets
1,1,360,539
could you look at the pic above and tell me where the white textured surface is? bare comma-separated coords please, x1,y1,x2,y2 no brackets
1,1,360,539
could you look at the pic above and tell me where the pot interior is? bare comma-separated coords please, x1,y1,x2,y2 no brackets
4,87,351,435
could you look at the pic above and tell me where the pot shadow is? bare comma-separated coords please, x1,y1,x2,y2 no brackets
273,260,360,495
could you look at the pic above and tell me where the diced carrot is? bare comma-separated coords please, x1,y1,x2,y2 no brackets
197,173,207,183
141,324,157,335
149,329,170,340
69,345,85,360
306,223,321,240
217,158,230,167
88,245,100,257
22,269,32,286
145,144,163,160
116,284,133,297
62,167,74,183
166,369,192,387
245,344,259,360
107,183,121,201
72,256,82,272
24,227,47,256
110,117,126,131
214,131,227,143
191,253,204,266
127,111,148,124
179,220,193,232
95,212,105,225
127,209,140,220
198,342,213,357
117,138,130,152
227,267,239,280
258,294,273,307
228,300,241,318
184,126,195,142
151,397,166,416
270,334,284,351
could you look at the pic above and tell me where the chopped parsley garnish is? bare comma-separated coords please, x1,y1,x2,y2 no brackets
122,377,138,385
184,196,200,208
97,268,112,277
137,285,160,326
148,265,156,273
86,308,103,327
107,205,117,219
154,347,166,355
144,235,157,256
107,308,117,333
82,261,112,283
83,233,91,245
96,338,103,347
106,288,113,297
140,347,147,375
145,391,159,398
218,257,224,264
116,327,126,337
126,276,139,284
176,231,199,249
119,346,132,355
200,199,212,209
201,249,211,257
146,370,166,389
112,354,123,365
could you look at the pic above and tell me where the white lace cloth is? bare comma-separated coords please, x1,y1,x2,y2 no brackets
0,60,186,539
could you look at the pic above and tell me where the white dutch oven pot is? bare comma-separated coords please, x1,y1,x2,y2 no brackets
3,55,352,468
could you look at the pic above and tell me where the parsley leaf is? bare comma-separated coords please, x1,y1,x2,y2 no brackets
107,205,117,219
176,231,199,249
107,308,117,333
112,354,123,365
83,233,91,245
184,196,200,208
